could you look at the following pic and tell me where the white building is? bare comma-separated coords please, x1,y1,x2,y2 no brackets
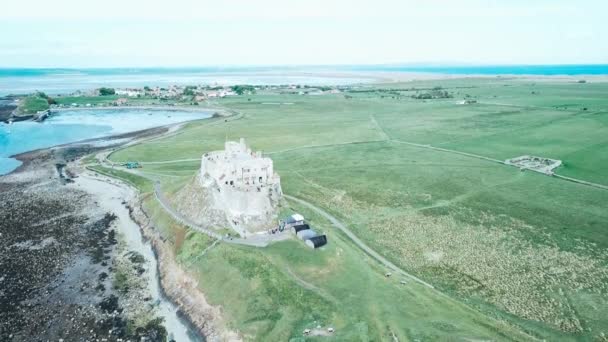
115,88,143,97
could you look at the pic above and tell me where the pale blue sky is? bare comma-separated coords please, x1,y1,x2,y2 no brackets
1,0,606,67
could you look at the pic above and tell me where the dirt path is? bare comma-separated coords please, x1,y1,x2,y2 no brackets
140,158,200,165
284,194,435,289
390,139,504,164
266,139,387,155
391,138,608,191
370,113,391,140
284,267,338,303
553,174,608,191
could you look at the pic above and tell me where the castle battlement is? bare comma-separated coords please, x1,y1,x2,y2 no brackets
201,138,279,189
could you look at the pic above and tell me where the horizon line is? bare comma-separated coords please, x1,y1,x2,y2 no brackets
1,63,608,70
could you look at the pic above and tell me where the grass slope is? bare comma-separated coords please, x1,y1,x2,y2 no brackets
17,95,49,114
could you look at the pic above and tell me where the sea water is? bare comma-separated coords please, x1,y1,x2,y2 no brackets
346,64,608,75
1,65,607,96
0,109,211,175
0,67,372,96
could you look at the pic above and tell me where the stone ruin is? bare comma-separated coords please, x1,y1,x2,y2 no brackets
173,138,282,235
505,155,562,175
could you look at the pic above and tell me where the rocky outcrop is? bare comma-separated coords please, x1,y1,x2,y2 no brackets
171,172,281,235
171,174,232,229
0,97,17,122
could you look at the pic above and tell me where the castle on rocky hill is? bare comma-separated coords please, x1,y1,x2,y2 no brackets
197,138,282,234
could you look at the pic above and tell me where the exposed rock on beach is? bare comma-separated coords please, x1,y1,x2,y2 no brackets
0,142,170,341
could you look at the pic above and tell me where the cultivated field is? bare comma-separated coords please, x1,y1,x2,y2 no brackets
108,78,608,340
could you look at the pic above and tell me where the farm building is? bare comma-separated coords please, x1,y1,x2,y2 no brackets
297,229,317,240
287,218,329,249
279,213,304,231
291,223,311,234
305,235,328,249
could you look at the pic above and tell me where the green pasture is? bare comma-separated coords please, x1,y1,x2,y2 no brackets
152,194,535,341
108,78,608,340
88,165,153,193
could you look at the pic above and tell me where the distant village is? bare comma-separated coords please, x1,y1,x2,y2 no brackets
51,84,347,108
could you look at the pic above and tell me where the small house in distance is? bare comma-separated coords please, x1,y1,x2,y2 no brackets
306,235,328,249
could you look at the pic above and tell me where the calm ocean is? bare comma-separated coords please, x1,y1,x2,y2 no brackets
1,65,607,96
0,109,211,175
346,64,608,75
0,67,370,96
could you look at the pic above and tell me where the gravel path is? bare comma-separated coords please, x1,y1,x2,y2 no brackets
284,194,435,289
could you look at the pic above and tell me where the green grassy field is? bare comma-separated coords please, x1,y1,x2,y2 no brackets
149,192,534,341
109,78,608,340
87,165,153,193
53,94,204,107
16,94,49,114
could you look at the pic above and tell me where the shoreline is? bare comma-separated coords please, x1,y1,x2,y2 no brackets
2,106,223,176
1,117,226,340
73,172,205,341
0,107,238,340
358,72,608,84
72,121,239,340
0,140,172,340
51,105,228,114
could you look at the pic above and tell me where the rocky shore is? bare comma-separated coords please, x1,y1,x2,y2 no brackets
0,97,17,122
0,118,239,341
0,133,175,341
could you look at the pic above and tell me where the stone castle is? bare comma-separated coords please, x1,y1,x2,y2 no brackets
201,138,280,190
198,138,282,234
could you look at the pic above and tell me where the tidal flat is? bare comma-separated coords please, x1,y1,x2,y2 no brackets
0,128,202,341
